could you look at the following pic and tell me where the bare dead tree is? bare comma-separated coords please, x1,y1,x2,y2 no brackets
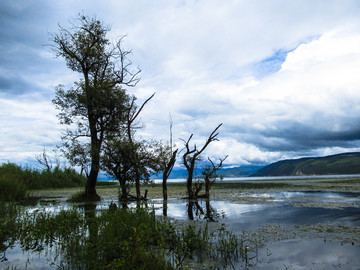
201,155,228,198
162,149,178,201
181,123,222,199
35,149,60,171
162,113,178,202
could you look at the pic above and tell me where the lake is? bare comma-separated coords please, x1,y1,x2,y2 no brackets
1,177,360,269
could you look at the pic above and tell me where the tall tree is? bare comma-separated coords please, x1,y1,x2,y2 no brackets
181,124,222,199
52,14,140,200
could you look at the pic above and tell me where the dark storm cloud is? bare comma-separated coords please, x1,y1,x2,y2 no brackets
246,120,360,152
0,73,30,95
0,1,69,97
0,1,55,45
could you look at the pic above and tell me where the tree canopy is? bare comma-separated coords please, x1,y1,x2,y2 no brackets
52,14,140,200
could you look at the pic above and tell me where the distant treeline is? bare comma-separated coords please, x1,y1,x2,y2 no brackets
252,152,360,177
0,163,86,201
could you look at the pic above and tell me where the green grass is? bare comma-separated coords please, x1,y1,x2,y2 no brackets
0,163,86,201
96,181,119,187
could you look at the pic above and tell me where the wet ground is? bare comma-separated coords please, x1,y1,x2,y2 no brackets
2,177,360,269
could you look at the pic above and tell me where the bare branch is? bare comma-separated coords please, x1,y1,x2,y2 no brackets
35,149,53,171
130,93,155,124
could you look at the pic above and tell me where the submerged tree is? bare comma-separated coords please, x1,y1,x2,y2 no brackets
158,114,178,202
181,124,223,199
201,156,228,198
161,148,178,201
52,14,140,200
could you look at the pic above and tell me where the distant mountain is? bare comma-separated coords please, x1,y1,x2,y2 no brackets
251,152,360,177
152,165,263,179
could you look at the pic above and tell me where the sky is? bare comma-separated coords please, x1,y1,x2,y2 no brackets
1,0,360,168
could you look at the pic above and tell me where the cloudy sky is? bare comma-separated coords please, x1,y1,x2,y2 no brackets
1,0,360,168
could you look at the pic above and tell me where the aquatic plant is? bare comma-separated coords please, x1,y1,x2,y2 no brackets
0,202,21,262
3,206,255,269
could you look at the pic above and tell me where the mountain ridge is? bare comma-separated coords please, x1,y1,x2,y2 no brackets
251,152,360,177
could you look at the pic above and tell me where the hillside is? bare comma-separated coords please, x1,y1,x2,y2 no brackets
251,152,360,177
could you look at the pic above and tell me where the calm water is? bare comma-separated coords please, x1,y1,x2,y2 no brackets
152,174,360,184
2,190,360,269
150,191,360,230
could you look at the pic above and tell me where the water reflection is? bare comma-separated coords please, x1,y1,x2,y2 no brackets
153,199,264,223
186,200,225,221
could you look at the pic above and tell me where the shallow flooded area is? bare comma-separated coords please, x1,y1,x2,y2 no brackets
2,177,360,269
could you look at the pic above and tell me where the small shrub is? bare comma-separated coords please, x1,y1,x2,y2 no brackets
0,175,27,201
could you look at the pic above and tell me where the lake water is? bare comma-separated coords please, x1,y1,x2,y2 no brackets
152,174,360,184
2,188,360,269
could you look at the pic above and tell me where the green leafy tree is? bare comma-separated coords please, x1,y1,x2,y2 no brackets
102,94,162,201
102,138,164,201
52,14,140,200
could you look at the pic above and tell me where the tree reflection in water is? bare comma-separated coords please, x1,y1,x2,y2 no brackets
186,200,224,222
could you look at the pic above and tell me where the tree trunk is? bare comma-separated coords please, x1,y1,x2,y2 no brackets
85,167,100,200
162,149,178,201
119,178,128,201
84,145,101,200
204,176,210,199
85,87,101,201
163,200,168,216
187,166,194,199
135,176,141,200
187,201,194,220
162,178,168,201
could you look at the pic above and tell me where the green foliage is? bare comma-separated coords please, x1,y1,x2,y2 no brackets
0,175,27,201
102,138,167,199
52,13,140,199
2,206,253,269
96,181,118,187
0,163,86,198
